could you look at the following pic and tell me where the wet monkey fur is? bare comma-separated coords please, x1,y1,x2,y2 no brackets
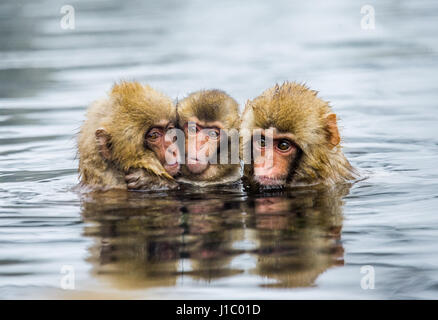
177,90,241,186
78,81,356,191
111,88,241,189
240,82,357,189
77,81,180,191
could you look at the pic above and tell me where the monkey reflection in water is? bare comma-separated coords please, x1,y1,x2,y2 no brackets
77,81,356,289
80,182,350,289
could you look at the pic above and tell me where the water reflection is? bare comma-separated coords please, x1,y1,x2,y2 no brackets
81,190,183,288
80,183,351,289
249,186,348,288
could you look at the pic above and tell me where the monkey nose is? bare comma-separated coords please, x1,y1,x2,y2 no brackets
169,146,178,156
166,146,180,163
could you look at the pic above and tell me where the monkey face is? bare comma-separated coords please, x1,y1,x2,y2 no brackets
176,90,241,184
241,82,357,188
144,120,180,177
252,129,299,187
184,121,221,175
78,81,182,190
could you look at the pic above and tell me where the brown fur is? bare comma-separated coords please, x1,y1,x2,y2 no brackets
78,81,177,190
178,89,241,185
241,82,357,186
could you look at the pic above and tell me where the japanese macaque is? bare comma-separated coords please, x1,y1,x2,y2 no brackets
241,82,357,189
77,81,180,191
177,89,241,186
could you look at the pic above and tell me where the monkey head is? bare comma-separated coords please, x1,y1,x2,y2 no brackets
177,89,241,184
241,82,357,189
78,81,180,190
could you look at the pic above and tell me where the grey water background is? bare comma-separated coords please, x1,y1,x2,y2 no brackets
1,0,438,299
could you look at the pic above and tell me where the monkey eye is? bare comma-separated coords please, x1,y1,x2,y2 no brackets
208,129,220,140
276,139,292,152
146,129,163,141
256,135,266,148
188,125,198,135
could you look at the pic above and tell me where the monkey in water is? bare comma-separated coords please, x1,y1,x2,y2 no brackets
78,81,180,191
240,82,357,189
177,90,241,186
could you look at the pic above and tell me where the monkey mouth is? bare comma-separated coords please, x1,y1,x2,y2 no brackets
187,156,201,163
164,162,180,176
186,157,209,174
254,175,286,186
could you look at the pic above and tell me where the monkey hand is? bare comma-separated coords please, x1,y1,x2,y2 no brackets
125,168,177,190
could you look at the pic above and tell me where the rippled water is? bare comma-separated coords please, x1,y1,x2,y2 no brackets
1,0,438,299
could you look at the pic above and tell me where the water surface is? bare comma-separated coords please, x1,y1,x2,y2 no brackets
1,0,438,299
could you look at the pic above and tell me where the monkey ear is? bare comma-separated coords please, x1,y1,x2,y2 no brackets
95,128,112,160
326,114,341,149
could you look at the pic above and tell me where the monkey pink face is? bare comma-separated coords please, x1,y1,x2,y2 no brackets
184,121,221,174
252,131,298,187
145,121,180,176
